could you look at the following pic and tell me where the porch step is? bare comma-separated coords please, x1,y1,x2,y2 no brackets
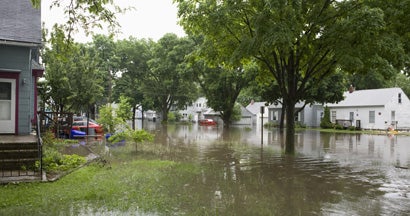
0,142,40,171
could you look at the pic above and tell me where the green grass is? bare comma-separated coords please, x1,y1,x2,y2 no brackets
0,159,201,215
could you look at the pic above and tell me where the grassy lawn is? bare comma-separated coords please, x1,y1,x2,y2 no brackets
0,159,202,215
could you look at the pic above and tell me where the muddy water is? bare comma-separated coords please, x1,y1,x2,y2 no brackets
140,122,410,215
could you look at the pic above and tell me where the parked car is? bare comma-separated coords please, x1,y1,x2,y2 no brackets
71,120,104,139
199,119,217,126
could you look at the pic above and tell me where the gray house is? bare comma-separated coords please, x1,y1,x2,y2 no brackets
0,0,43,135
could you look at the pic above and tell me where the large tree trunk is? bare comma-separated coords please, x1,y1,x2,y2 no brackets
279,104,286,133
284,53,297,154
221,110,232,128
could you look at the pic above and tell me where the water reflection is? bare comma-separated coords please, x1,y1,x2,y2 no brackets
132,121,410,215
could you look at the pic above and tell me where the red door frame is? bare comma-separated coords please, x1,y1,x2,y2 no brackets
0,71,19,134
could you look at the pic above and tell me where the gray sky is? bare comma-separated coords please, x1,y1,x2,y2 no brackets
41,0,186,42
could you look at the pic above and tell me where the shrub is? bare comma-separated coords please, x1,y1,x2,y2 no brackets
320,106,333,129
334,124,344,130
109,129,154,152
40,148,86,172
264,122,278,128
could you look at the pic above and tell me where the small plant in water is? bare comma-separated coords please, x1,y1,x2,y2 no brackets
109,129,154,152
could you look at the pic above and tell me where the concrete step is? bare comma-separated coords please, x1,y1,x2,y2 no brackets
0,139,40,172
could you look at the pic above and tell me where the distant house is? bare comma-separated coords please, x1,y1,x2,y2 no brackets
0,0,43,135
232,105,254,125
179,97,209,122
267,102,323,127
245,101,269,126
327,88,410,130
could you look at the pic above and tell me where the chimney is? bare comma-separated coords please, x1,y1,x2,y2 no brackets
348,85,355,93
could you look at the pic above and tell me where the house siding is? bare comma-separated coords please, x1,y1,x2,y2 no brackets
0,45,33,134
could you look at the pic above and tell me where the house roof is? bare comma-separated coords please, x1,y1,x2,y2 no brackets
327,87,404,108
0,0,41,44
246,102,266,115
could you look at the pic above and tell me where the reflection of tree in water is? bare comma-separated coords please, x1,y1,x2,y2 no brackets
172,141,385,215
219,127,244,142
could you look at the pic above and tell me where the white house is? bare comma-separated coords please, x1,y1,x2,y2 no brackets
327,88,410,130
179,97,210,122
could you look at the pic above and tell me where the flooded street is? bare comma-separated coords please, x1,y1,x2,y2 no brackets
138,121,410,215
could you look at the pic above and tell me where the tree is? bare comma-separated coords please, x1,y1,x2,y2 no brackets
114,37,154,129
32,0,125,42
142,34,198,123
392,73,410,98
189,60,256,127
176,0,405,154
89,35,121,105
41,26,104,115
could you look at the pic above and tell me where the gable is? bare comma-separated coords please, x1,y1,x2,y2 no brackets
0,0,41,44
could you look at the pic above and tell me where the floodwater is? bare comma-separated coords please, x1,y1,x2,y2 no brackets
136,121,410,215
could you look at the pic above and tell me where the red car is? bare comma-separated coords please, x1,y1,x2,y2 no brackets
71,120,104,139
199,119,217,126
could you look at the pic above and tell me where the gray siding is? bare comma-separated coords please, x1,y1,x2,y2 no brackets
0,45,33,134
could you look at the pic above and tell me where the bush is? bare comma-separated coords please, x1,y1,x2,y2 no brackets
320,106,333,129
264,122,278,128
334,124,344,130
40,148,86,172
295,122,306,128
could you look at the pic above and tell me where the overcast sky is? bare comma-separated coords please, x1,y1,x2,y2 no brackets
41,0,186,42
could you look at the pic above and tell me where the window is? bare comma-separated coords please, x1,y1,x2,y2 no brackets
369,111,375,123
331,111,336,123
271,110,278,121
398,93,402,104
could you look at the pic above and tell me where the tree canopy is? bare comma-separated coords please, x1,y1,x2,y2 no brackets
32,0,126,42
142,33,198,122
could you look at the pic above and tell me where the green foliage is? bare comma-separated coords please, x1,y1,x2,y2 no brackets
41,150,86,172
264,122,278,128
167,112,176,122
167,112,182,122
39,131,87,172
320,107,333,129
41,30,104,114
116,96,132,122
98,105,119,134
231,104,242,122
108,129,154,147
348,126,356,131
142,34,198,122
34,0,125,42
188,60,256,126
295,122,307,129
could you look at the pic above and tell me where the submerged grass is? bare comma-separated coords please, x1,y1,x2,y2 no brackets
0,159,201,215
